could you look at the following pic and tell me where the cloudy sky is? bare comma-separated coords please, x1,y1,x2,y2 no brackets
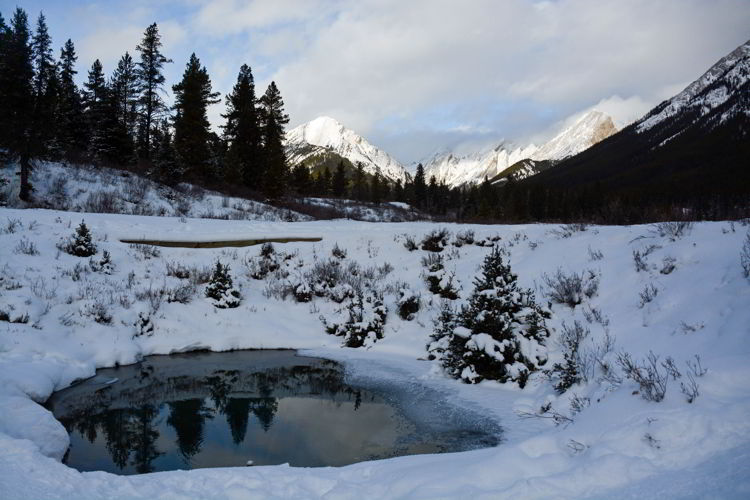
6,0,750,163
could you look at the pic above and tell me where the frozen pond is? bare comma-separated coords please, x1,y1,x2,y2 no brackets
46,350,501,474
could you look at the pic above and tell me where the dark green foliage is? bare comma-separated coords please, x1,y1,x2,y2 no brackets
332,160,347,197
422,253,459,299
31,12,57,157
323,292,387,348
55,39,86,159
428,246,550,386
548,321,589,393
396,288,420,320
65,220,98,257
173,53,220,182
412,163,426,208
222,64,261,188
420,228,450,252
205,261,241,308
259,81,289,198
135,23,172,162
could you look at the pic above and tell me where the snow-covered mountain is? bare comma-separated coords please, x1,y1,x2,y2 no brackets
637,39,750,133
423,110,617,188
285,116,409,183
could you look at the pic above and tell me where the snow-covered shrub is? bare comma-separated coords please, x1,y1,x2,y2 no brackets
331,243,347,260
293,281,313,303
453,229,475,247
13,237,39,255
322,291,387,348
587,246,604,261
61,221,98,257
542,268,599,307
426,301,458,362
84,300,112,325
246,244,282,280
420,228,451,252
133,311,154,337
741,232,750,279
548,321,589,393
396,287,420,320
167,283,196,304
474,234,501,247
550,223,588,238
402,234,418,251
205,262,241,309
429,246,550,386
3,217,23,234
651,221,693,241
0,305,29,324
681,355,707,403
129,243,161,260
616,351,668,402
422,253,459,300
166,261,191,279
638,283,659,308
89,250,114,274
82,190,121,214
660,256,677,275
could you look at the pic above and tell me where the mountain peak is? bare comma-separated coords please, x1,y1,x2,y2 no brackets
285,116,408,182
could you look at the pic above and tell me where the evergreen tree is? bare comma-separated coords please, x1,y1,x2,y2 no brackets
83,59,111,162
56,39,86,160
31,12,57,156
152,120,178,183
65,220,98,257
321,166,332,196
370,172,382,204
413,163,426,208
428,246,550,386
135,23,171,162
259,81,289,198
111,52,138,161
4,8,34,201
222,64,261,188
0,11,9,148
205,261,241,308
352,162,367,201
291,163,311,196
332,159,347,197
393,178,405,202
172,53,220,182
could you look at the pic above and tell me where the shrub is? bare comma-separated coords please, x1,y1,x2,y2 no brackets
322,292,387,348
542,268,599,307
651,221,693,241
548,321,589,393
422,253,459,300
205,262,241,308
129,244,161,260
617,351,668,402
420,228,451,252
638,283,658,308
167,283,196,304
587,246,603,261
90,250,114,274
428,246,550,386
660,256,676,275
166,261,191,279
550,224,587,238
83,190,121,214
453,229,475,247
396,287,420,320
85,300,112,325
14,237,39,255
293,282,313,302
331,243,347,260
403,234,418,251
741,232,750,279
134,311,154,338
62,221,98,257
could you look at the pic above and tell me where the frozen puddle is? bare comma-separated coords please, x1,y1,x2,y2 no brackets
45,350,501,474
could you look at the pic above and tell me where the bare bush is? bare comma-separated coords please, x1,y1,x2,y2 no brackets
550,223,587,238
166,283,196,304
14,237,39,255
453,229,475,247
587,246,604,261
542,268,599,307
403,234,418,251
3,218,23,234
638,283,659,308
83,190,122,214
166,261,191,279
650,221,693,241
331,243,347,260
617,351,668,402
129,244,161,260
741,232,750,279
660,256,676,275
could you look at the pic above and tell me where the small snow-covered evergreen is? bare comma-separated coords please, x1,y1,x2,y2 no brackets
63,220,98,257
428,246,550,386
205,261,241,308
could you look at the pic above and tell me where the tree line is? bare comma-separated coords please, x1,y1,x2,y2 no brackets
0,8,290,201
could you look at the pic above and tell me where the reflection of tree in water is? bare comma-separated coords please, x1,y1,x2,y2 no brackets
101,409,133,469
167,399,213,463
224,398,251,444
130,404,163,473
206,374,234,412
250,398,278,432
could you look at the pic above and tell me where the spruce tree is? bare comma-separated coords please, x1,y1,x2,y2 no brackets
222,64,261,188
172,53,220,182
321,166,332,196
5,8,34,201
111,52,139,161
0,11,9,148
429,246,550,386
291,163,310,195
353,162,367,201
83,60,110,163
152,120,178,183
259,81,289,199
370,172,382,203
413,163,426,209
31,12,57,157
56,39,86,160
205,261,241,308
332,159,347,197
135,23,171,163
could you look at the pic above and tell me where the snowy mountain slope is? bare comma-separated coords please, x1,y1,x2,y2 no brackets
423,110,617,188
637,39,750,133
528,38,750,194
286,116,409,183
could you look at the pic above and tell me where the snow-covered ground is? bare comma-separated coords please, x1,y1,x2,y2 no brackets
1,208,749,499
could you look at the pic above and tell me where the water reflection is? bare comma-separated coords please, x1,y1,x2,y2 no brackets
47,350,500,474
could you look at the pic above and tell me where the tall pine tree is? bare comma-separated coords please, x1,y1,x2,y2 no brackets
31,12,57,156
222,64,261,188
56,39,86,160
259,81,289,199
135,23,171,163
413,163,426,209
172,53,220,182
111,52,138,162
332,159,347,197
83,59,110,162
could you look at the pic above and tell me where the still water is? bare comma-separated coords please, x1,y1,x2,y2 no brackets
46,350,500,474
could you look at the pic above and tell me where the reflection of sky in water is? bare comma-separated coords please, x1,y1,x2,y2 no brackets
50,351,499,475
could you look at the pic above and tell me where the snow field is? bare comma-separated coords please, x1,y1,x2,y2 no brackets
0,209,749,499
